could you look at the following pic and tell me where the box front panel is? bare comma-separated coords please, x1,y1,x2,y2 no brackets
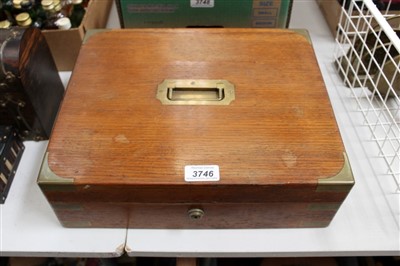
39,180,352,228
43,201,340,229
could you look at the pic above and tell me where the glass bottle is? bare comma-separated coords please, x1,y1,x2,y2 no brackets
21,0,43,28
41,0,65,29
31,0,41,6
0,19,11,28
53,0,60,12
0,3,12,28
69,0,84,28
15,11,32,27
11,0,22,15
0,2,8,19
55,16,70,29
60,0,71,16
21,0,34,17
41,0,54,15
35,0,46,22
1,0,15,24
41,0,56,28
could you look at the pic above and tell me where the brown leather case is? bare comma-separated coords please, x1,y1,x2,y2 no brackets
0,28,64,141
38,29,354,229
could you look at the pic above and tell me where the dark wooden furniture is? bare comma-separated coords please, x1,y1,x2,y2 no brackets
0,126,24,204
0,28,64,141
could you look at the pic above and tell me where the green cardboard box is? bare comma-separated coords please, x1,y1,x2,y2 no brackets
116,0,292,28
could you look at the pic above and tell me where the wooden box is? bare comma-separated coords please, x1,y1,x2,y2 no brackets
38,29,354,229
0,28,64,141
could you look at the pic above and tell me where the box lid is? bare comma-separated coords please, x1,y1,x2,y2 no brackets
41,29,352,202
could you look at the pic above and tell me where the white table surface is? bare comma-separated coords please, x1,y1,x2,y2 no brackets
124,0,400,257
1,0,399,258
0,141,126,257
0,2,127,257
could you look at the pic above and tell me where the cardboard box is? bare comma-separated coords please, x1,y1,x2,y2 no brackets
43,0,113,71
316,0,342,36
317,0,400,36
116,0,293,28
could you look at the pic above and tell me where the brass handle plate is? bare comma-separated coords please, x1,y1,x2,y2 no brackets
156,79,235,105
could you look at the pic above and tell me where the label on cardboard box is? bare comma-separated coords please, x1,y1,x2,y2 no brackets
253,0,281,8
127,4,178,13
190,0,214,8
253,8,278,17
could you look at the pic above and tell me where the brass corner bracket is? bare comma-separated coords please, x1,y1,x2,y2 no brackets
37,152,74,185
317,152,355,192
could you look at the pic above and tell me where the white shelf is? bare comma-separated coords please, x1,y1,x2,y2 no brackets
0,3,126,255
1,0,399,257
0,142,126,257
124,0,400,257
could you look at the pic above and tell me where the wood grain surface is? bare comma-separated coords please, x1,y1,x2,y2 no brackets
47,29,345,191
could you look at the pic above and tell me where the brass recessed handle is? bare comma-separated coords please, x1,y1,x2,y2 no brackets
167,87,224,101
157,79,235,105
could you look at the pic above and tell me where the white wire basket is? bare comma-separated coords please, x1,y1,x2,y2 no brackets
334,0,400,192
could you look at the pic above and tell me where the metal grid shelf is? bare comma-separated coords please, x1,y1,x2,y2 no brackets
335,0,400,192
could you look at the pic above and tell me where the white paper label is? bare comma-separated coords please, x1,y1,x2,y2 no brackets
184,165,220,182
190,0,214,8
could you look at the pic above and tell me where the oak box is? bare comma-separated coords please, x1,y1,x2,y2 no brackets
38,29,354,229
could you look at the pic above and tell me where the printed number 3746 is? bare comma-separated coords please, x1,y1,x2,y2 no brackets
192,170,214,178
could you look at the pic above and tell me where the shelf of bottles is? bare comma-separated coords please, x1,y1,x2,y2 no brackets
0,0,88,30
